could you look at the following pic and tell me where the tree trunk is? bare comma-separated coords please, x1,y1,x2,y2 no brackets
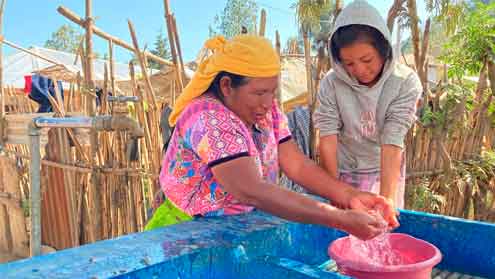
407,0,421,71
487,59,495,98
387,0,405,32
333,0,343,25
418,18,431,89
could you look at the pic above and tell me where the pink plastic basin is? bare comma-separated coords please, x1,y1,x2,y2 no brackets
328,233,442,279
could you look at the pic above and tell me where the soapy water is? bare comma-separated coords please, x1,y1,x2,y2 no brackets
348,209,413,266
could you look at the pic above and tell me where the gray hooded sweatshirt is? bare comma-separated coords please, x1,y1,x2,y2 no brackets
314,0,422,173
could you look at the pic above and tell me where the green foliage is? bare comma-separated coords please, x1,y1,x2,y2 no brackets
148,30,172,70
44,24,84,53
426,0,467,35
440,1,495,80
210,0,259,38
419,83,474,130
292,0,332,35
407,177,445,213
408,151,495,218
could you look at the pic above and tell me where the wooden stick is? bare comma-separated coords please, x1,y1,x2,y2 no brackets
163,0,178,67
303,33,315,159
0,0,6,117
84,0,95,111
259,9,266,37
108,39,116,97
171,14,185,85
127,20,158,110
65,83,73,112
163,0,184,91
84,0,101,241
4,148,158,176
303,33,313,107
50,77,65,115
57,6,173,66
275,30,282,110
2,39,60,66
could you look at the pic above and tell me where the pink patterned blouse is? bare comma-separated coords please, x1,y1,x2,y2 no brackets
159,93,291,216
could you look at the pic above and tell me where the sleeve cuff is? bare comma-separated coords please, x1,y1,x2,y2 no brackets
381,134,405,148
318,129,340,137
208,152,250,168
278,135,292,144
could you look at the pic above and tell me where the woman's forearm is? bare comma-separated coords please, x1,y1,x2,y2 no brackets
279,140,355,207
287,157,354,207
380,144,403,202
212,156,346,229
246,180,346,229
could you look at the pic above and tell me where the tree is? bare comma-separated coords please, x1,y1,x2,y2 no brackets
292,0,334,159
440,1,495,81
283,36,304,54
293,0,333,36
148,30,172,70
44,24,84,53
400,18,451,57
210,0,259,38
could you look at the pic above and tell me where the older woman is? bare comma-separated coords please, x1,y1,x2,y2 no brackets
147,35,398,240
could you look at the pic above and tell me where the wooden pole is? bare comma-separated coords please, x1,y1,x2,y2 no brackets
163,0,178,66
259,9,266,37
85,0,95,96
275,30,282,110
303,32,315,159
163,0,184,91
129,61,153,189
303,33,313,106
127,20,162,195
108,39,116,96
127,20,158,110
171,14,185,86
0,0,7,256
275,31,281,58
57,6,173,66
84,0,102,240
2,39,61,66
0,0,7,117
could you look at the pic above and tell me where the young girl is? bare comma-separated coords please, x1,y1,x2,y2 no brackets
314,0,422,208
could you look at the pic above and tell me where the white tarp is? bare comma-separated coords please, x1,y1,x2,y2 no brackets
280,57,307,103
2,46,141,88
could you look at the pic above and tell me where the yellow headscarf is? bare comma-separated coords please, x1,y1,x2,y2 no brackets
169,35,281,126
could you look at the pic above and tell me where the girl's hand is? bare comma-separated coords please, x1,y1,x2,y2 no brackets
348,191,400,229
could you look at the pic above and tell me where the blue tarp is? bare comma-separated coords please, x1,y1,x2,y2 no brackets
28,74,64,113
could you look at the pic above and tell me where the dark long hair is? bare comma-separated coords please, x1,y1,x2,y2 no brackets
330,24,392,63
206,71,249,102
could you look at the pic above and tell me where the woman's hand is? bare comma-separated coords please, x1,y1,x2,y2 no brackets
347,190,400,229
337,209,385,240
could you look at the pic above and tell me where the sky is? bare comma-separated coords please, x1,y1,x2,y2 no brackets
3,1,428,64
